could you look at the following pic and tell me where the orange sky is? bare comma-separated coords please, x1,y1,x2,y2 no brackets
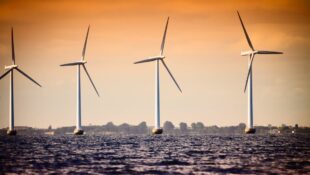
0,0,309,128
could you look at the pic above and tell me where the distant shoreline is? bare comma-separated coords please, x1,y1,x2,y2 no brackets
1,122,309,135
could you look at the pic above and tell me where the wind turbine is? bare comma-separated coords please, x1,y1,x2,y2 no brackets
0,28,42,135
60,25,99,135
134,17,182,135
237,11,283,134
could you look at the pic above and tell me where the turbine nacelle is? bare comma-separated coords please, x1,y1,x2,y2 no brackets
149,55,165,61
133,56,164,64
241,50,257,56
60,60,87,66
78,60,87,64
158,55,165,60
5,65,18,70
241,50,283,56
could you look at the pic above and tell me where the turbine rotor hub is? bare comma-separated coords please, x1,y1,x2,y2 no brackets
241,50,258,56
77,60,87,65
5,65,18,70
159,56,165,60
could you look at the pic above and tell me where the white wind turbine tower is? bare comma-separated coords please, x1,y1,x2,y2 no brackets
237,11,283,134
134,17,182,135
60,25,99,135
0,28,42,135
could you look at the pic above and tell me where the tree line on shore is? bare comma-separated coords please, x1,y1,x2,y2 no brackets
1,121,308,135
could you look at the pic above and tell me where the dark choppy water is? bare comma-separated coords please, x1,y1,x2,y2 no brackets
0,134,309,174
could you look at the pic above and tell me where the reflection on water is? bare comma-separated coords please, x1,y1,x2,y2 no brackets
0,135,309,174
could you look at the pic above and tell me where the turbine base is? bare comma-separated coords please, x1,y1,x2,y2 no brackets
152,128,163,135
245,128,256,134
7,129,17,136
74,129,84,135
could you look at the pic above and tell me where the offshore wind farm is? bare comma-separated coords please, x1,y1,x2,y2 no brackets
0,0,309,174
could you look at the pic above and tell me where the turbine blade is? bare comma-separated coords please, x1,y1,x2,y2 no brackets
237,11,255,51
244,54,255,93
82,25,90,60
134,57,159,64
60,62,80,66
257,50,283,54
0,69,11,80
160,17,169,56
82,64,100,97
11,27,15,64
160,59,182,93
16,68,42,87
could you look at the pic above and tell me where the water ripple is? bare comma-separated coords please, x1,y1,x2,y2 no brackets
0,135,309,174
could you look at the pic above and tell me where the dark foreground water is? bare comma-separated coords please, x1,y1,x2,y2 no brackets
0,134,309,174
